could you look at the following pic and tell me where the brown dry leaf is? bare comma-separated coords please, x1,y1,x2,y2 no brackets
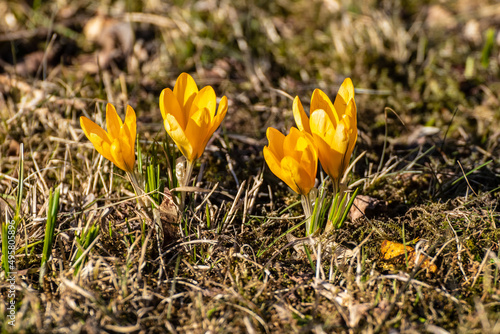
350,195,387,221
380,240,437,273
83,14,134,70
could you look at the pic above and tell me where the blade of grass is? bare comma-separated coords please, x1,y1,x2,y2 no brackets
14,143,24,225
73,221,100,275
336,187,359,229
1,214,11,275
257,219,307,258
39,187,60,286
451,160,493,186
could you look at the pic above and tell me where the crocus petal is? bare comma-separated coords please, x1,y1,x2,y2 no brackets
109,139,127,171
208,96,228,136
191,86,216,119
160,88,186,130
309,109,336,142
118,125,135,172
266,127,286,160
125,105,136,150
283,127,308,162
333,121,349,153
118,133,134,172
333,78,355,119
311,89,338,126
263,146,297,193
173,73,198,113
281,156,310,195
106,103,123,139
292,96,311,134
80,116,110,146
299,135,318,182
343,99,357,175
81,116,114,161
185,107,211,160
164,114,195,161
88,132,115,164
311,133,341,180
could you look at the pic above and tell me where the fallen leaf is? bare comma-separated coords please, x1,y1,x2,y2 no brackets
380,240,437,273
83,14,134,70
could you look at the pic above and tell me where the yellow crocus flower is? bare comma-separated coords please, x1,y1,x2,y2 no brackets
80,103,136,172
160,73,228,162
263,127,318,196
293,78,357,185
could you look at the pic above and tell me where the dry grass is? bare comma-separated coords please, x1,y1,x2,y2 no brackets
1,0,500,333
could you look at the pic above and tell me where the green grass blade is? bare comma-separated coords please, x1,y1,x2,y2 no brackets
451,160,493,187
14,143,24,225
1,218,11,274
39,187,60,285
336,187,359,229
257,219,307,258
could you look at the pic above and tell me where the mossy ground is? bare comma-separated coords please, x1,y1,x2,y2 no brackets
0,0,499,333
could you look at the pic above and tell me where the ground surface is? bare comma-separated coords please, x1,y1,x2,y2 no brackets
0,0,499,333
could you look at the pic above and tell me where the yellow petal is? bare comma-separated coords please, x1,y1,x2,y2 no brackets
106,103,123,140
208,95,228,136
160,88,186,129
333,121,349,153
309,109,336,142
281,156,310,195
164,114,195,161
299,136,318,182
266,127,285,160
346,99,357,153
191,86,216,119
110,139,127,171
173,73,198,113
124,105,136,150
333,78,355,118
120,138,135,172
81,116,113,160
343,115,358,178
292,96,311,134
88,132,115,164
283,127,308,162
311,89,338,126
118,124,135,172
263,145,296,192
185,107,211,160
312,133,342,180
80,116,109,145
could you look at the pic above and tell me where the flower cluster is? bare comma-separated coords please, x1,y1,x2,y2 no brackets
80,72,357,235
80,73,227,181
293,78,357,189
263,78,358,234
